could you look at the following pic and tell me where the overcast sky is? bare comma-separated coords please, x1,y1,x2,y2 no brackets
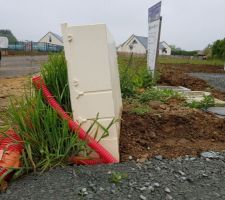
1,0,225,50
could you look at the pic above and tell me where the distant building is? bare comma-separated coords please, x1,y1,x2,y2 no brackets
39,31,63,46
117,34,171,56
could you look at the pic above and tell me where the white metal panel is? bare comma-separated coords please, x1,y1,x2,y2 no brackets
0,37,8,48
71,91,116,119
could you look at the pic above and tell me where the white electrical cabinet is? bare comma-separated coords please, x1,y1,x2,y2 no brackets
61,23,122,160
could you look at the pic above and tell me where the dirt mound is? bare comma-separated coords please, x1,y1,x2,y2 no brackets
120,107,225,162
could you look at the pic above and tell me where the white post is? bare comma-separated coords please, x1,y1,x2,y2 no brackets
61,23,122,160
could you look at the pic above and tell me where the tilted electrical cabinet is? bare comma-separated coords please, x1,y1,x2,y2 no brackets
61,23,122,160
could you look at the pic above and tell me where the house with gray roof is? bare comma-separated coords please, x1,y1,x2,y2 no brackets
39,31,63,46
117,34,171,55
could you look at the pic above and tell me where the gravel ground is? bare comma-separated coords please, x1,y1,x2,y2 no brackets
189,73,225,92
1,152,225,200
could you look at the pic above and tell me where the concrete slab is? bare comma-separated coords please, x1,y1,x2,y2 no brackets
182,91,211,103
155,86,191,92
207,107,225,116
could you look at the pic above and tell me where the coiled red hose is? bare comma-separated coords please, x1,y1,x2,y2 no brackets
0,129,24,180
32,75,118,164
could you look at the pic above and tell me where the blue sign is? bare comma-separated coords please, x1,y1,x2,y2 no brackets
148,2,161,23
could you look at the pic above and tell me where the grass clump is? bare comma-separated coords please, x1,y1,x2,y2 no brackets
158,56,224,66
186,95,215,109
0,53,89,176
118,55,158,98
138,88,182,104
41,53,71,112
7,91,87,174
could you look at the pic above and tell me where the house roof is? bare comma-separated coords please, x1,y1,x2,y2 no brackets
51,32,63,43
121,35,170,51
38,31,63,43
135,35,148,49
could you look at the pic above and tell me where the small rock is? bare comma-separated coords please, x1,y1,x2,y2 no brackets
148,186,155,192
153,182,160,187
128,194,132,199
166,194,173,200
49,190,54,194
139,186,147,191
86,194,94,199
156,166,161,171
147,147,151,150
110,189,116,194
189,157,196,161
140,195,147,200
201,151,222,159
181,177,187,181
164,187,171,193
99,187,104,191
81,188,87,192
128,156,133,160
178,170,185,176
155,155,163,160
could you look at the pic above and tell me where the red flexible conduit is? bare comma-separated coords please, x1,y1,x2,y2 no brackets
32,75,118,164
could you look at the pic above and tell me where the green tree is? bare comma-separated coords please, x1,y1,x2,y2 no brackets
0,29,18,44
211,38,225,59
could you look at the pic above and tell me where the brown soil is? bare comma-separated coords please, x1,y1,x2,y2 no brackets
0,77,28,112
158,63,225,101
120,63,225,162
120,103,225,162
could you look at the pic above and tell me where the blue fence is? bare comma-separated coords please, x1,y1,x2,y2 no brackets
8,42,63,52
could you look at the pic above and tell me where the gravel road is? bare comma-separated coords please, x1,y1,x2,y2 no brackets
0,55,48,78
1,152,225,200
190,73,225,92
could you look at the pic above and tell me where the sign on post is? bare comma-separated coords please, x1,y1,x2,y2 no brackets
148,1,162,74
0,37,9,49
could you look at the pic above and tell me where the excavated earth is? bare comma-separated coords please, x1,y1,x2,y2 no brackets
120,63,225,162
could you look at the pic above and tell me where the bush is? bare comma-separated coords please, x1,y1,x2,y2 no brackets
211,38,225,59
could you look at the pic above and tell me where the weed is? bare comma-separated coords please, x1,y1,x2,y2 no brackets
138,88,181,104
109,171,128,184
130,105,150,115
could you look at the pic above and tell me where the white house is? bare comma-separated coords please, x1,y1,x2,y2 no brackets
39,31,63,46
117,35,171,56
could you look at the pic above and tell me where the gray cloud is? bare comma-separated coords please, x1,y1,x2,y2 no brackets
0,0,224,50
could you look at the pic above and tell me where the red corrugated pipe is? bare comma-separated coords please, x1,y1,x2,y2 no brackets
32,75,118,164
0,129,24,181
